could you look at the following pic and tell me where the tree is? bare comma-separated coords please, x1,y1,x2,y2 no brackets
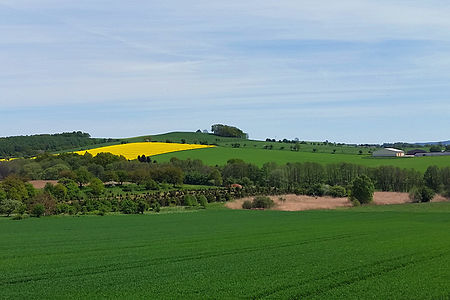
430,145,442,152
116,170,128,185
409,186,435,203
198,195,207,208
31,204,45,217
59,179,80,200
211,124,247,139
424,166,441,192
0,176,29,201
120,199,137,214
102,170,119,183
53,183,68,200
349,175,374,204
88,178,105,197
74,167,92,188
0,199,22,216
137,200,148,214
208,169,223,186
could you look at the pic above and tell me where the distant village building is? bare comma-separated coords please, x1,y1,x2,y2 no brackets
406,149,427,155
372,148,405,157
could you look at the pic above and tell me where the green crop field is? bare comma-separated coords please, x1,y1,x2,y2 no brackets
1,203,449,299
154,146,450,172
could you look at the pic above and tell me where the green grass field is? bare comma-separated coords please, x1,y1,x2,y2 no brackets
154,146,450,172
1,203,449,299
125,131,381,154
126,131,433,155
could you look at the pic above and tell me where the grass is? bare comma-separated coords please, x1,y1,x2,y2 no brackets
125,131,381,154
153,146,450,172
0,202,449,298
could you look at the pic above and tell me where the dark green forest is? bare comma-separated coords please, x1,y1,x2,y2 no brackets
0,131,117,159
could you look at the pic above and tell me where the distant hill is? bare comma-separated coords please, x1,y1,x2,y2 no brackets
414,140,450,146
0,132,118,159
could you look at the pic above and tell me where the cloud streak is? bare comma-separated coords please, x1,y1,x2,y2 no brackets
0,1,449,142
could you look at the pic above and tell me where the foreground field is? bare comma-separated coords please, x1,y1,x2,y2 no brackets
154,146,450,172
1,204,449,298
74,142,214,160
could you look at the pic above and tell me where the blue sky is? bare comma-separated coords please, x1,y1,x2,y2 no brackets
0,1,449,143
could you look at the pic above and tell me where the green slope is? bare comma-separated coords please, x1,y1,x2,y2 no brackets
1,203,449,298
153,146,450,172
123,131,381,155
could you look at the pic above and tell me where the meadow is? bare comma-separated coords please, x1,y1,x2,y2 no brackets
1,203,449,299
153,146,450,172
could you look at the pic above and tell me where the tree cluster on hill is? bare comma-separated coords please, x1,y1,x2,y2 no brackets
0,131,117,159
211,124,248,139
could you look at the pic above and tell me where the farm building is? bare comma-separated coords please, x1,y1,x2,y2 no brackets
372,148,405,157
406,149,427,155
415,152,450,157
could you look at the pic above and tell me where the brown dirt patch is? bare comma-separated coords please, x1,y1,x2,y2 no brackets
226,194,351,211
28,180,58,189
226,191,449,211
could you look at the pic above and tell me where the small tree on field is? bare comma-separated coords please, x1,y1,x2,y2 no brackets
349,175,374,205
31,204,45,218
409,186,435,203
0,199,22,217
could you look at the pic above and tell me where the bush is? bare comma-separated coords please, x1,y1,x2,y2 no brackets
242,200,253,209
294,187,306,195
183,195,198,207
252,196,275,209
56,203,71,214
151,201,161,213
409,186,422,203
144,179,159,191
198,195,207,208
137,200,148,214
31,204,45,218
120,199,137,214
306,184,325,197
349,175,374,204
328,185,347,198
11,214,24,220
409,186,435,203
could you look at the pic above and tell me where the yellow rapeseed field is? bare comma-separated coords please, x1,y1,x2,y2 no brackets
74,142,214,160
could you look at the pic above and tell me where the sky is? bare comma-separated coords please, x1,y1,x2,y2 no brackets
0,1,449,144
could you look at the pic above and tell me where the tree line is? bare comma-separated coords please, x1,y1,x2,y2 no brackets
0,152,449,217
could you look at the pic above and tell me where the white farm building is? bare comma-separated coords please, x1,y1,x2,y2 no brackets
372,148,405,157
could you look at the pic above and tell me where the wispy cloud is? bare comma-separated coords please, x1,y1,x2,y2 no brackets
0,1,449,142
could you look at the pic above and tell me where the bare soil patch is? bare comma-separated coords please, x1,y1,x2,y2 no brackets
28,180,58,189
226,191,448,211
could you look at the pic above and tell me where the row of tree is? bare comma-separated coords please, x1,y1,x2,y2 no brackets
1,152,449,217
1,152,449,194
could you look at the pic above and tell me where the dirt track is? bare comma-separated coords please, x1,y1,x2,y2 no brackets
225,192,448,212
